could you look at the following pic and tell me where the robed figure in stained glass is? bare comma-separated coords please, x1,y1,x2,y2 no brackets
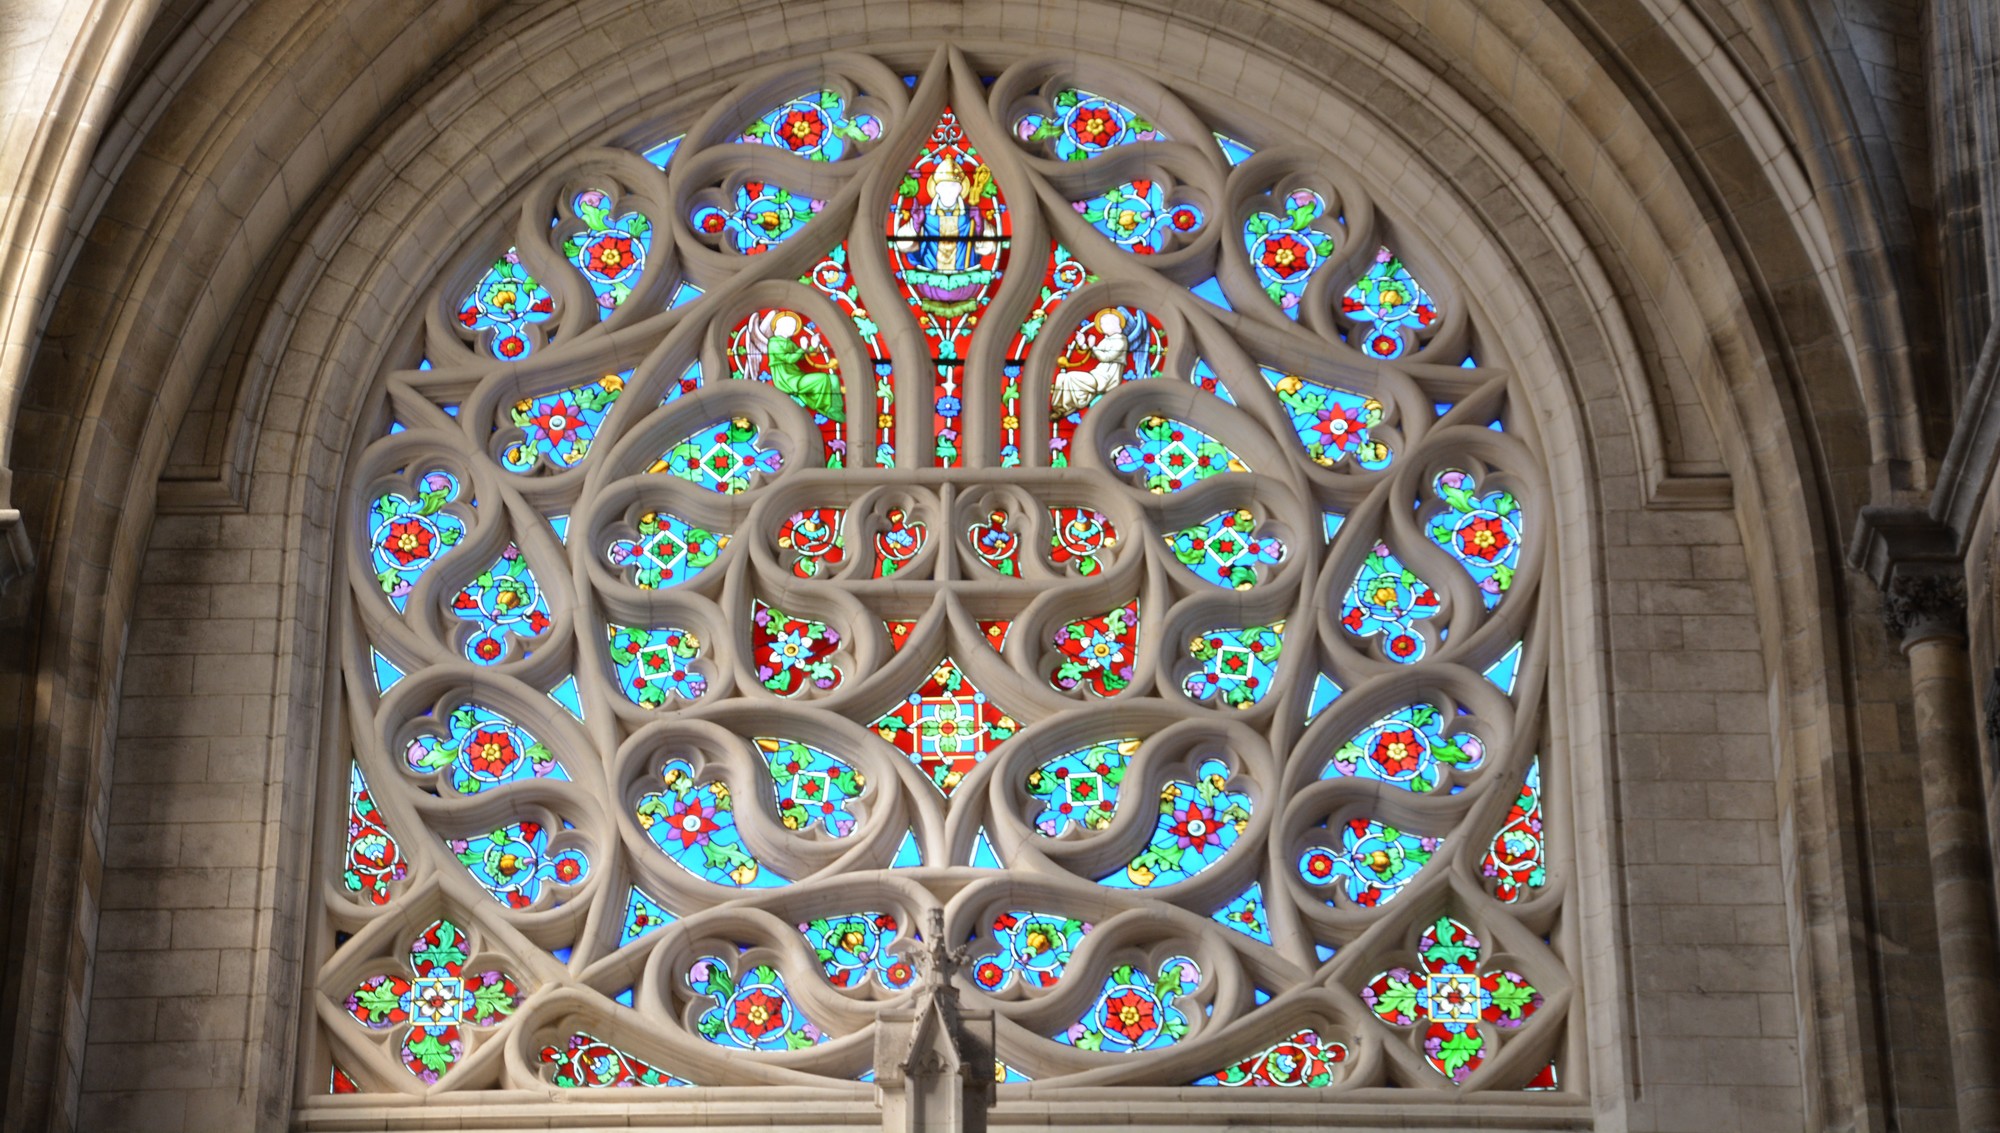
743,310,844,423
891,160,1000,317
1051,307,1137,415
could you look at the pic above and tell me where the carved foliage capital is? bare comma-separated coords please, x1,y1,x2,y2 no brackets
1881,572,1967,646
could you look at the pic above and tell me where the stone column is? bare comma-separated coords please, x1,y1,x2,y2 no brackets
1883,571,2000,1133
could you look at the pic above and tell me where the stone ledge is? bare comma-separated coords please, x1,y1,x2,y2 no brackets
287,1096,1597,1130
0,508,33,594
1644,470,1735,510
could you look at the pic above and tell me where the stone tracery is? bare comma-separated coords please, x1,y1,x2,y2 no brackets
317,47,1568,1108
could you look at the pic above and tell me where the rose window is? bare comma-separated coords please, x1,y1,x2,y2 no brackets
317,49,1568,1112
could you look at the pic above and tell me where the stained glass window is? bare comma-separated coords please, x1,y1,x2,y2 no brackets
320,50,1564,1112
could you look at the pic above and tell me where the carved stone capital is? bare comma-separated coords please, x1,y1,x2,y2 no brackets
1984,669,2000,752
1881,571,1968,647
1849,505,1967,648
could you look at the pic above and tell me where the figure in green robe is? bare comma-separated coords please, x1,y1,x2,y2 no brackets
761,311,844,422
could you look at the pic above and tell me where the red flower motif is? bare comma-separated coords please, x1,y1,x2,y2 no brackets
732,989,787,1038
1389,634,1418,658
1169,803,1224,850
1314,407,1363,450
1458,516,1510,562
1260,234,1314,279
474,637,503,661
498,335,526,358
1102,990,1157,1041
1068,107,1118,148
586,236,634,278
1305,851,1335,879
778,110,825,151
531,400,582,445
1369,728,1424,777
466,728,520,777
661,802,719,848
381,519,434,566
976,961,1006,987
